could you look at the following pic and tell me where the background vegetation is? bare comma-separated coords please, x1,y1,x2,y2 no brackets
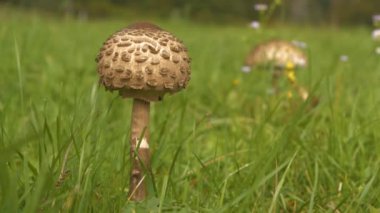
2,0,380,25
1,1,380,212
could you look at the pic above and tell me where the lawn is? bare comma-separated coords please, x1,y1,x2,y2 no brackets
1,7,380,212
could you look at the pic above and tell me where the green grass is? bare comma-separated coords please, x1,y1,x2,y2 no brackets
1,6,380,212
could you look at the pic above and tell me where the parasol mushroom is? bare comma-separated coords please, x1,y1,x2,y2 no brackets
95,22,191,201
242,39,309,99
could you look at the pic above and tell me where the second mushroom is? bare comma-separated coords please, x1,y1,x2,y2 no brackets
96,22,191,201
242,39,309,100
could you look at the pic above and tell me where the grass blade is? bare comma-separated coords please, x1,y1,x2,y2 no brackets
308,160,319,213
269,150,298,213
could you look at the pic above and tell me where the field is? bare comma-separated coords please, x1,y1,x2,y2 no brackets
1,7,380,212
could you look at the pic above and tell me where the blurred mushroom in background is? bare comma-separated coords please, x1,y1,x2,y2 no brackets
242,39,311,102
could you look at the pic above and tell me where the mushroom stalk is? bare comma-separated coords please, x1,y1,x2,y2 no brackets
128,98,151,201
272,68,282,95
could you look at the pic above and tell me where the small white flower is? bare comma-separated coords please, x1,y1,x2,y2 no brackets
254,4,268,12
291,40,307,49
373,14,380,25
250,21,260,29
375,47,380,55
340,55,349,62
372,29,380,41
241,66,252,73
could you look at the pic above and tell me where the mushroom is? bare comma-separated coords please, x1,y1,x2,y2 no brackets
96,22,191,201
243,39,307,70
242,39,309,100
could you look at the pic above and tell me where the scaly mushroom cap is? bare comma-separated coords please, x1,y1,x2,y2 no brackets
245,40,307,69
96,22,191,102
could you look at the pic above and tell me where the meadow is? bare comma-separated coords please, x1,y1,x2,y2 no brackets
1,7,380,212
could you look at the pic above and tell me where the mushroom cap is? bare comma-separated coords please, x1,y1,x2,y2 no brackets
244,40,307,70
96,22,191,102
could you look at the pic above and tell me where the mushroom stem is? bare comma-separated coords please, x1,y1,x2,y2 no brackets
271,68,282,95
128,98,151,201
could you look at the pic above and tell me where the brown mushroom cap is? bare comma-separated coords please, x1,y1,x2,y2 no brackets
245,40,307,69
96,22,191,102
